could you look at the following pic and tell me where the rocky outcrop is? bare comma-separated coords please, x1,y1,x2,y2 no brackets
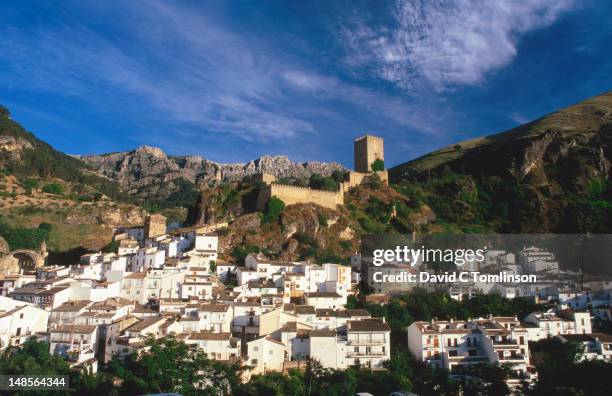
389,92,612,233
0,136,33,161
79,147,346,199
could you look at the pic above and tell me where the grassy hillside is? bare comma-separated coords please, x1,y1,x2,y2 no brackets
389,92,612,233
0,106,143,256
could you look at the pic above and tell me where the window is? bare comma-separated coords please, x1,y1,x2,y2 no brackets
19,313,24,319
253,346,259,352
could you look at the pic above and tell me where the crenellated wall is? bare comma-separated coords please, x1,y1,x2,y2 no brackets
256,183,344,211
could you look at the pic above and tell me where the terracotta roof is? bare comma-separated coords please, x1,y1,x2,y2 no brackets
280,322,298,332
187,332,232,341
0,306,25,319
126,316,165,332
37,286,69,295
90,297,132,310
265,336,285,346
295,305,316,315
198,304,230,312
347,319,390,332
592,332,612,343
310,328,336,337
53,300,92,312
50,325,97,334
347,309,371,317
125,272,147,279
306,292,341,298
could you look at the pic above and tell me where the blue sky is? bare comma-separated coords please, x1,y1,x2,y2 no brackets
1,0,611,167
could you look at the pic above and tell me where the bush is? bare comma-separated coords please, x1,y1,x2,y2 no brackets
42,182,64,195
371,159,385,171
22,178,38,194
309,173,339,191
0,221,52,250
262,196,285,224
232,245,260,265
317,213,328,227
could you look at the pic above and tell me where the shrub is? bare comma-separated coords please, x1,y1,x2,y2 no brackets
262,196,285,224
308,173,339,191
22,178,38,194
42,183,64,195
371,159,384,171
317,213,328,227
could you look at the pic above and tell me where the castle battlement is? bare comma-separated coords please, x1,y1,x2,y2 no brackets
255,134,386,211
271,183,342,196
256,183,344,211
354,134,384,143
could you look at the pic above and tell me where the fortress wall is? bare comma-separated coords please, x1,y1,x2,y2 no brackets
342,170,389,191
256,183,344,211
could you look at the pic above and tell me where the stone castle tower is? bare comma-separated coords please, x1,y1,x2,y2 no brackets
354,135,384,173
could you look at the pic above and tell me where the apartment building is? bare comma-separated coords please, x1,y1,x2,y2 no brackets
408,317,535,388
523,309,592,340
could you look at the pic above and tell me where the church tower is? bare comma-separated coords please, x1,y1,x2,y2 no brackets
354,134,384,173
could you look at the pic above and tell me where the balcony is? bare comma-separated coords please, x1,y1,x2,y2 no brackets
347,351,387,357
499,354,526,362
347,339,387,346
492,338,519,346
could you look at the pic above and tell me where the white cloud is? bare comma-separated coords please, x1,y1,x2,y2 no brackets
0,1,314,142
341,0,574,91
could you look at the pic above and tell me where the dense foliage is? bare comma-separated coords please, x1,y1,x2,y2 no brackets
308,173,340,192
0,220,51,250
394,171,612,233
530,338,612,395
371,159,385,172
262,196,285,224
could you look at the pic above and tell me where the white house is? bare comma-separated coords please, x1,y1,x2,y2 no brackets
523,309,592,340
182,332,241,361
304,292,345,310
0,304,49,349
247,336,286,374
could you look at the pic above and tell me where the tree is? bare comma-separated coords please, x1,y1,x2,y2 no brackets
0,339,70,376
263,196,285,224
308,174,339,192
371,159,385,171
107,335,241,395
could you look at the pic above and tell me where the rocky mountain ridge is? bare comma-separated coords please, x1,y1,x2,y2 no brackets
79,145,346,196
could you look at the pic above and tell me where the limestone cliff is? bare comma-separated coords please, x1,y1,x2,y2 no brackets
79,147,346,200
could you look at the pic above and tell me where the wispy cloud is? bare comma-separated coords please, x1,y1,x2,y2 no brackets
0,1,315,142
281,69,452,135
509,112,530,124
340,0,574,91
